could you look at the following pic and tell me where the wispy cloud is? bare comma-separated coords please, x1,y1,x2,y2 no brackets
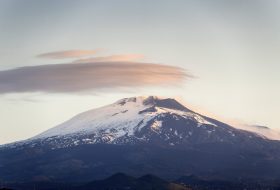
37,49,101,59
73,54,144,63
229,122,280,140
0,62,189,94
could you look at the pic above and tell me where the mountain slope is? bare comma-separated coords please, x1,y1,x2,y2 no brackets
33,96,219,142
1,96,280,183
3,96,268,149
78,173,190,190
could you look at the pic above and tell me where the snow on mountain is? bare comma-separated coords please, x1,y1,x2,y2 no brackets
33,96,217,140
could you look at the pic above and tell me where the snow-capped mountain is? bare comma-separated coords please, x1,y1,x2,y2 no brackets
1,96,280,182
4,96,266,149
35,96,216,139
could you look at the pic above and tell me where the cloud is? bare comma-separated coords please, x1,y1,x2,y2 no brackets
37,49,100,59
231,122,280,140
0,62,189,94
73,54,144,63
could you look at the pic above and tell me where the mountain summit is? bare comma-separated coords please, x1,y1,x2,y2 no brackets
35,96,192,138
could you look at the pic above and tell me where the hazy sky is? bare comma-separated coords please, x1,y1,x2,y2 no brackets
0,0,279,144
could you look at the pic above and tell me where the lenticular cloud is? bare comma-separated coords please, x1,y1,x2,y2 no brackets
0,61,189,94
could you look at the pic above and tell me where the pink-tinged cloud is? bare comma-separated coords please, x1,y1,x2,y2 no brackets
0,62,190,94
37,49,101,59
73,54,144,63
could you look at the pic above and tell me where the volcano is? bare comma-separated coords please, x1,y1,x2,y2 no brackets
1,96,280,183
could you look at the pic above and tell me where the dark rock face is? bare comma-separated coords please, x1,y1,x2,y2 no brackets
1,141,280,183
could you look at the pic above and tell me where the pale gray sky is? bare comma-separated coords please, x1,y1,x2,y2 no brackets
0,0,279,144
